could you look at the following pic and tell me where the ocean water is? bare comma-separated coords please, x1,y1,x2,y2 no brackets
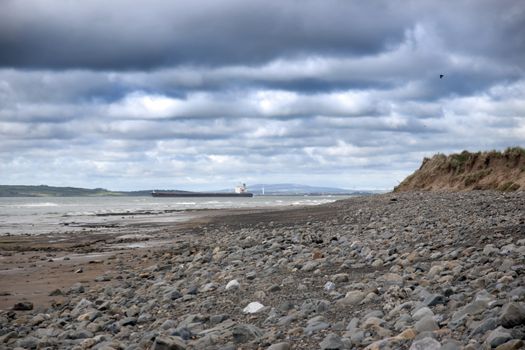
0,195,352,236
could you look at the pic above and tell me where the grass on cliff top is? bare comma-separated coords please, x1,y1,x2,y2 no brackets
422,146,525,173
395,146,524,192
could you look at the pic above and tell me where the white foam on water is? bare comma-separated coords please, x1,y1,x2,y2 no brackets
0,195,353,236
16,202,59,208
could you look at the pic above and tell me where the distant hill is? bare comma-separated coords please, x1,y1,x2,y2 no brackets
0,185,151,197
0,183,374,197
236,183,372,195
394,147,525,192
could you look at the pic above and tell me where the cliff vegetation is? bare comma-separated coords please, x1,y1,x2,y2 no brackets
394,147,525,192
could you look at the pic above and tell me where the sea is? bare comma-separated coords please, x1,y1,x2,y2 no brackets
0,195,353,236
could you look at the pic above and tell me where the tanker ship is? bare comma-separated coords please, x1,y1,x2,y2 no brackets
151,183,254,197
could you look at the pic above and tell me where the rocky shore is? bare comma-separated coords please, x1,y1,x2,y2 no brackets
1,191,524,349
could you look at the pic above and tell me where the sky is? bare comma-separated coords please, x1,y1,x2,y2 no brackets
0,0,524,191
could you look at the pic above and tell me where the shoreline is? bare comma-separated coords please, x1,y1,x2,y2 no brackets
0,195,344,237
0,204,311,311
1,191,524,349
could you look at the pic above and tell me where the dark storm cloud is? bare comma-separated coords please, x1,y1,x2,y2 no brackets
0,0,523,75
421,1,525,66
0,0,407,70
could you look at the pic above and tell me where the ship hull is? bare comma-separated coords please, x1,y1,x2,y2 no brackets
151,191,253,198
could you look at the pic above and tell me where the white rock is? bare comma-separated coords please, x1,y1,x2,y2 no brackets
225,279,240,290
324,281,336,292
243,301,265,314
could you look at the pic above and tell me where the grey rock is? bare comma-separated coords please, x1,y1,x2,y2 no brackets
394,314,411,331
451,300,487,321
232,324,263,343
164,289,182,300
486,326,512,348
218,345,236,350
67,329,94,339
448,314,468,330
439,340,462,350
499,303,525,328
409,337,441,350
119,317,137,327
171,327,194,341
304,315,330,335
71,298,93,317
189,334,219,349
276,314,297,326
347,330,364,345
423,294,446,307
161,320,178,330
494,340,524,349
78,310,101,322
412,307,434,321
415,316,439,333
300,299,330,314
267,342,291,350
95,274,111,282
12,301,33,311
380,273,404,286
48,288,64,296
337,291,365,306
483,244,500,255
137,313,152,324
152,335,186,350
470,317,498,336
69,282,85,294
361,316,385,328
16,336,39,349
200,283,217,292
508,287,525,299
346,317,359,331
320,333,345,350
333,273,349,283
302,260,319,272
210,314,229,325
414,331,436,341
267,284,281,292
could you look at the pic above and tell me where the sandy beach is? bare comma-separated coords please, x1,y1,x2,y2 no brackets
1,192,524,349
0,206,287,311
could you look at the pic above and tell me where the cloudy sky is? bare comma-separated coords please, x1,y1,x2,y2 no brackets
1,0,524,191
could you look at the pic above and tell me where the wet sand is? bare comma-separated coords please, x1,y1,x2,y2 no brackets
0,205,302,311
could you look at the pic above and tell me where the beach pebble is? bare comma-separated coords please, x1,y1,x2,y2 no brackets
499,303,525,328
409,337,441,350
324,281,336,292
13,301,33,311
486,327,513,348
243,302,265,314
225,279,240,290
152,335,186,350
319,333,345,349
267,342,291,350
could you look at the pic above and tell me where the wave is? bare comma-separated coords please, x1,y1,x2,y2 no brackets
15,202,59,208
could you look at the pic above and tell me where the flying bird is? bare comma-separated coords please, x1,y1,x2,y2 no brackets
440,74,444,79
